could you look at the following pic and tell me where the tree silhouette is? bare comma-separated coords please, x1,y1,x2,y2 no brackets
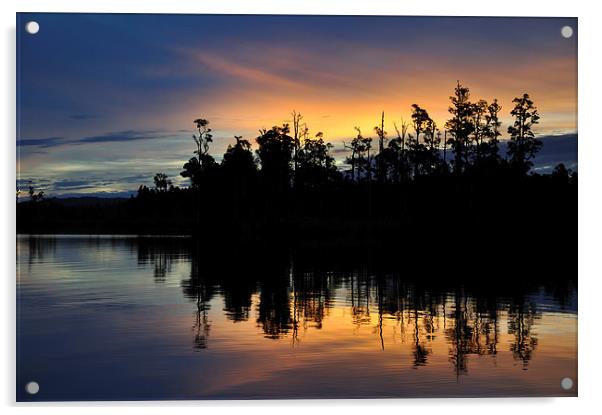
343,129,360,182
181,118,218,188
409,104,433,178
445,82,475,174
296,131,337,189
393,118,410,182
256,124,295,194
471,99,489,164
374,111,387,183
27,181,45,202
221,135,258,219
222,135,257,176
481,99,503,167
507,94,542,175
423,116,441,175
552,163,572,183
153,172,172,192
376,134,402,183
291,110,307,183
345,127,372,182
193,118,213,161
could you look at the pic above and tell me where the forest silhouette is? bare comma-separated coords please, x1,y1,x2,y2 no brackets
17,82,576,276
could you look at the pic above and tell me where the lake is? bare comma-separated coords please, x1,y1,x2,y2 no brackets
16,235,577,401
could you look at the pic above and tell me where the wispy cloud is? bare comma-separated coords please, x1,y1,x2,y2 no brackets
18,137,66,148
78,130,165,144
18,130,173,148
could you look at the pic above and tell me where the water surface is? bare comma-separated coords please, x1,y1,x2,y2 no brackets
16,235,577,400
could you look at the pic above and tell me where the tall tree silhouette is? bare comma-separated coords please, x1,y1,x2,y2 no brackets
296,131,338,189
393,118,410,182
291,110,307,184
181,118,218,188
423,116,441,175
507,94,542,175
222,135,258,219
445,82,475,174
345,127,372,182
374,111,387,183
256,124,295,194
222,135,257,176
193,118,213,161
377,132,402,183
344,128,364,182
409,104,432,178
471,99,489,164
481,99,503,166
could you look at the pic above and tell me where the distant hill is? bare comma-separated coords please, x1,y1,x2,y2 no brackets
529,133,578,173
44,196,129,207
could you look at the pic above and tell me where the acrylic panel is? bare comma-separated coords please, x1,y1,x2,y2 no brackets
16,13,578,401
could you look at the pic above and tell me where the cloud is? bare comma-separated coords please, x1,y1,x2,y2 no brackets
52,180,96,190
78,130,165,144
18,130,174,148
185,49,303,91
18,137,66,148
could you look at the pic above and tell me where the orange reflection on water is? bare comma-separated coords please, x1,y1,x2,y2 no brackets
178,280,577,398
17,236,577,400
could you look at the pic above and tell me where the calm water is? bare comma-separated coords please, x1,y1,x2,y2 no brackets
16,235,577,401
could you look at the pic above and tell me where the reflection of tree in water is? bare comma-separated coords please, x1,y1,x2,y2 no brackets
412,307,430,367
348,269,372,327
291,267,335,332
409,286,438,368
446,290,474,376
221,276,256,322
23,235,55,270
131,239,563,373
257,275,293,339
134,237,193,283
474,294,500,357
137,243,173,284
192,297,211,350
445,289,506,376
507,299,540,369
181,252,215,350
253,254,341,341
443,288,541,376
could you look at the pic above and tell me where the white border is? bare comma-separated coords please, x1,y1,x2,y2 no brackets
3,1,601,414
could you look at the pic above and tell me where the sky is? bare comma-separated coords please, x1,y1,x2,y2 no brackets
16,13,578,197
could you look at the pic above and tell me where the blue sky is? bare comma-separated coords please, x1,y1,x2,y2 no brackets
17,14,577,197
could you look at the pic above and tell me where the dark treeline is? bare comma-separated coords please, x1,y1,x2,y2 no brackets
18,82,576,269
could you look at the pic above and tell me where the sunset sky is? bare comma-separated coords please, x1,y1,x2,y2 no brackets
17,13,577,197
